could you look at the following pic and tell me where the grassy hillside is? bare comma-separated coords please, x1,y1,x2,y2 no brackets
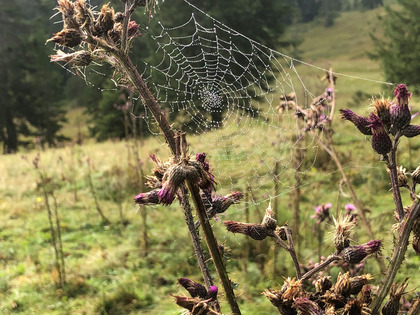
1,5,420,315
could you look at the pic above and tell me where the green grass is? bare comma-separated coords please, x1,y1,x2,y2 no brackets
1,5,420,314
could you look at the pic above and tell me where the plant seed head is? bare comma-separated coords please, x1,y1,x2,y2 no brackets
48,29,82,48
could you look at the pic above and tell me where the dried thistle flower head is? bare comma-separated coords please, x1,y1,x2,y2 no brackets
381,278,409,315
334,272,351,296
411,165,420,188
348,274,373,295
281,277,303,302
315,276,332,293
359,285,372,306
75,0,94,27
263,288,295,314
261,203,277,231
387,165,408,188
56,0,79,29
47,29,82,48
333,215,356,251
94,3,115,35
292,297,324,315
343,298,370,315
341,240,382,264
50,50,92,67
372,97,392,129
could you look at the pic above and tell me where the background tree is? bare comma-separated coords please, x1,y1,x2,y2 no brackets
371,0,420,90
361,0,383,9
0,0,68,153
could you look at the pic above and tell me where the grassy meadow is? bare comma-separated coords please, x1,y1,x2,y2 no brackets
1,5,420,315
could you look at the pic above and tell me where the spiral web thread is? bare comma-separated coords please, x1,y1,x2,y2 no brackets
54,0,391,208
132,0,332,207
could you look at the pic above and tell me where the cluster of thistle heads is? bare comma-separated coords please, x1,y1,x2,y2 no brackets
340,84,420,156
172,278,220,314
48,0,142,67
134,152,243,220
277,88,331,132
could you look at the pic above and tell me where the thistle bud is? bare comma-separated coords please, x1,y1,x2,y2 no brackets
134,189,160,205
178,278,208,299
359,285,372,306
373,98,392,130
340,109,372,135
341,240,382,264
48,29,82,48
369,113,392,155
128,20,141,38
158,164,186,205
210,191,243,216
223,221,272,240
390,84,412,132
402,125,420,138
311,203,332,224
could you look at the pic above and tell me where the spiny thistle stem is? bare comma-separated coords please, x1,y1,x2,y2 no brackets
179,186,214,291
371,200,420,314
284,226,302,279
186,179,241,315
300,253,340,281
387,133,405,223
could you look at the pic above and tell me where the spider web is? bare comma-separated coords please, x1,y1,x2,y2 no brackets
131,0,323,205
52,0,390,207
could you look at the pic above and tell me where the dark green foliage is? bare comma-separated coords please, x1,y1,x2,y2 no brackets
0,1,68,153
296,0,321,22
371,0,420,90
361,0,383,9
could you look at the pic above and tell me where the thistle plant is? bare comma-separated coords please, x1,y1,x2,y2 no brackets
340,84,420,313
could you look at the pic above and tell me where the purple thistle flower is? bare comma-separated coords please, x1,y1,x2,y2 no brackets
134,189,160,205
340,109,372,135
401,124,420,138
207,285,218,300
341,240,382,264
345,203,355,212
158,185,176,206
390,84,412,132
311,203,332,224
368,113,392,155
196,152,210,171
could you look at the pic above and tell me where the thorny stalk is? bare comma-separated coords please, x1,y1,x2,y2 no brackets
386,132,405,223
186,180,241,315
371,200,420,314
73,2,238,311
300,253,340,281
